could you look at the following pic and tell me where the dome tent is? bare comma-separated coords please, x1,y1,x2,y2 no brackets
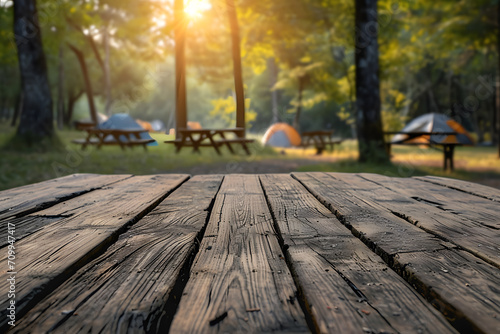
392,113,474,145
99,114,158,146
262,123,301,148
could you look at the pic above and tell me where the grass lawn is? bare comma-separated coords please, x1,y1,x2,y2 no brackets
1,124,499,191
0,124,280,190
295,140,500,186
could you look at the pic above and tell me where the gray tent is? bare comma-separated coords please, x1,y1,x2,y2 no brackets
99,114,158,146
392,113,474,145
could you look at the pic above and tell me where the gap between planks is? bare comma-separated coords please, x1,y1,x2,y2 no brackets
0,174,132,221
169,175,309,333
259,174,456,334
292,172,499,334
11,175,224,334
0,174,189,332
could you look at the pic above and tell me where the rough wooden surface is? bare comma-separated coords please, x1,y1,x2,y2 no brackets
395,249,500,334
170,175,308,333
260,174,456,334
13,175,223,334
359,173,500,268
415,175,500,202
1,173,498,333
291,172,446,263
293,172,500,333
0,174,130,220
0,174,188,331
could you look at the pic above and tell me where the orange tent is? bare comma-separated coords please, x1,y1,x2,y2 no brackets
136,119,153,132
262,123,301,147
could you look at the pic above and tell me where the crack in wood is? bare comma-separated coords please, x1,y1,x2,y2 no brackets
0,175,189,332
415,177,500,203
155,176,224,333
293,172,498,333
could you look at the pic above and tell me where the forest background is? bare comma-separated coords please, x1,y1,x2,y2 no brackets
0,0,498,145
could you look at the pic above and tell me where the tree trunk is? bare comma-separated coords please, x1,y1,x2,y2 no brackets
174,0,187,139
355,0,388,163
68,44,98,124
64,89,84,126
226,0,246,137
268,57,280,124
57,46,65,130
493,86,497,145
293,77,305,132
497,1,500,157
103,25,112,116
11,91,22,127
14,0,54,140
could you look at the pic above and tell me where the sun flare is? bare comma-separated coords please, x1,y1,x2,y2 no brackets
184,0,211,19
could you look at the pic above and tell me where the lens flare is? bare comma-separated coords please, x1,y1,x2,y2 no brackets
184,0,211,19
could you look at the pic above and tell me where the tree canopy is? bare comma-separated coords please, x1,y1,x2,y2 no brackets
0,0,498,157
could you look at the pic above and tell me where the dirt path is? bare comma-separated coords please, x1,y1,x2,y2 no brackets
172,155,500,190
171,158,328,175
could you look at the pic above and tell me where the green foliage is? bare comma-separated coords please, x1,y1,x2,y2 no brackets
209,96,257,128
0,0,498,146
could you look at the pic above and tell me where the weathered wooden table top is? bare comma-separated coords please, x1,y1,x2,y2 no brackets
0,173,498,333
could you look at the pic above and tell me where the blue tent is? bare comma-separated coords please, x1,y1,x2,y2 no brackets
98,114,158,146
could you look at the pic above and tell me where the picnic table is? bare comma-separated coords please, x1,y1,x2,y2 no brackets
165,128,254,155
301,130,343,155
72,128,155,150
384,131,463,171
1,173,499,333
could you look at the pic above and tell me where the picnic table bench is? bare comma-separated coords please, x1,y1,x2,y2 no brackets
165,128,254,155
301,130,343,155
384,131,462,171
72,128,155,151
1,172,498,333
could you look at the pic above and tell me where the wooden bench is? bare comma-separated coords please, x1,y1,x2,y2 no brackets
212,128,254,155
74,120,96,131
72,128,155,151
384,131,461,171
300,130,343,155
165,128,254,155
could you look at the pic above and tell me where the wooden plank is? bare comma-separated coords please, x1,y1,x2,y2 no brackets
291,172,446,264
0,216,64,249
260,174,456,334
394,249,500,334
12,175,223,333
372,174,499,229
415,175,500,202
0,174,130,220
0,174,189,331
293,172,500,333
170,175,308,333
358,173,500,268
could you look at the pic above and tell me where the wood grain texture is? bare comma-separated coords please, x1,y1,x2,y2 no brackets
0,174,189,331
293,172,500,333
415,175,500,202
260,174,456,334
170,175,308,333
0,174,130,220
358,173,500,268
11,175,223,334
291,172,447,264
394,249,500,334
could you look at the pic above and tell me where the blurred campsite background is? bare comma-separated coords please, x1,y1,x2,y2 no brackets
0,0,500,190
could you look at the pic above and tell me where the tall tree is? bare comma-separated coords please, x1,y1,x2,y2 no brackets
226,0,246,136
497,0,500,157
14,0,53,140
355,0,388,163
174,0,187,138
